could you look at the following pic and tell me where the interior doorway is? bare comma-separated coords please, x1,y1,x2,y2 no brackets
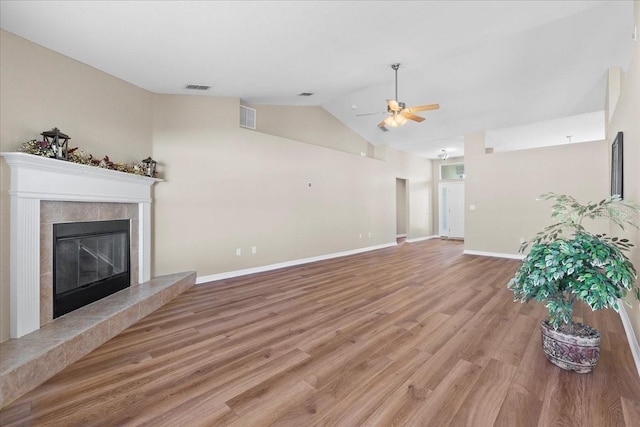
396,178,408,243
438,181,464,238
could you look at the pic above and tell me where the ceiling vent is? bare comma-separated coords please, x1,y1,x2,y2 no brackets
240,105,256,129
298,92,314,97
185,84,211,90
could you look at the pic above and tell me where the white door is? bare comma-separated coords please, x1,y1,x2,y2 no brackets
439,182,465,238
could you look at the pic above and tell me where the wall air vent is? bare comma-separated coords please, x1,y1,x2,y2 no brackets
298,92,314,97
185,84,211,90
240,105,256,129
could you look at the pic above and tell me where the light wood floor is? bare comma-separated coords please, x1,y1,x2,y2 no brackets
2,239,640,426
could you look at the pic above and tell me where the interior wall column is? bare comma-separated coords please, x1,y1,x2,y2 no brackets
139,202,152,283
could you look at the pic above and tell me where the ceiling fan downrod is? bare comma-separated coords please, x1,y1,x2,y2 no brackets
392,63,400,103
390,63,405,110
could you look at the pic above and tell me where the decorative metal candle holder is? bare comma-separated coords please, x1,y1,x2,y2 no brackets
40,128,70,160
142,157,157,177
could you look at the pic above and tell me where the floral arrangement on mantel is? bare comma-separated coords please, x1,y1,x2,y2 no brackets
20,139,152,176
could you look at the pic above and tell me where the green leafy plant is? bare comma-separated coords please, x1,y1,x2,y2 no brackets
508,193,640,329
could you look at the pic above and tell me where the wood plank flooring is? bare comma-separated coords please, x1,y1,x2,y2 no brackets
2,239,639,426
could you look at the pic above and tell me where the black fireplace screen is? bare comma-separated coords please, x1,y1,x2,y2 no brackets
53,220,130,318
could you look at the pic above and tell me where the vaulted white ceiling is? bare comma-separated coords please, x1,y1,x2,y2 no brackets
0,1,635,158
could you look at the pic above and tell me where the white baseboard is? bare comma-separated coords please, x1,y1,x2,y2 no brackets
463,249,525,260
396,233,407,238
619,303,640,378
405,235,439,243
196,242,397,284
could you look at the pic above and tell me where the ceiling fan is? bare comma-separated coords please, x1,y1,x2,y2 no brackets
358,63,439,130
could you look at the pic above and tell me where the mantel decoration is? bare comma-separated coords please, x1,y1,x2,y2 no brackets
508,193,640,373
19,131,157,177
142,157,157,177
40,127,70,160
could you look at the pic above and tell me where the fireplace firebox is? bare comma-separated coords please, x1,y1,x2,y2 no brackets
53,220,131,318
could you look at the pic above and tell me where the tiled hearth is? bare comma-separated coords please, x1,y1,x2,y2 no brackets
0,271,196,408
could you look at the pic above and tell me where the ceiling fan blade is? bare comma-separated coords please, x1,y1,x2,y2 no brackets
405,103,440,113
402,112,425,122
377,118,388,127
386,99,401,112
356,111,386,117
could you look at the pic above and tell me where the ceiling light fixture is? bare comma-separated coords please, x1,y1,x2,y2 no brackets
395,115,407,126
384,116,399,128
383,113,409,128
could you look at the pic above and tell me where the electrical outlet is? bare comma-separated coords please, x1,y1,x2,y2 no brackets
236,248,241,256
252,246,257,254
368,232,372,238
359,233,362,239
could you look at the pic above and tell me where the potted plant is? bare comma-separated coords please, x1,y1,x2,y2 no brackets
508,193,640,373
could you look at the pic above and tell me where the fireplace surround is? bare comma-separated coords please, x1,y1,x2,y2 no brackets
39,200,139,326
1,152,161,338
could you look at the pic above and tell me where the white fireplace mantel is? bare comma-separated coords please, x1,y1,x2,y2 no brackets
1,152,161,338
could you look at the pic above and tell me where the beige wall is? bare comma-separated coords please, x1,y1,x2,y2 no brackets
607,0,640,349
0,31,153,158
3,10,637,352
151,95,432,278
0,30,433,342
249,104,375,157
0,30,153,342
408,179,431,238
464,132,609,255
387,148,433,239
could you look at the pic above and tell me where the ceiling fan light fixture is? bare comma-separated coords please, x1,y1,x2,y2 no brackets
369,63,439,130
384,116,399,128
394,115,407,126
